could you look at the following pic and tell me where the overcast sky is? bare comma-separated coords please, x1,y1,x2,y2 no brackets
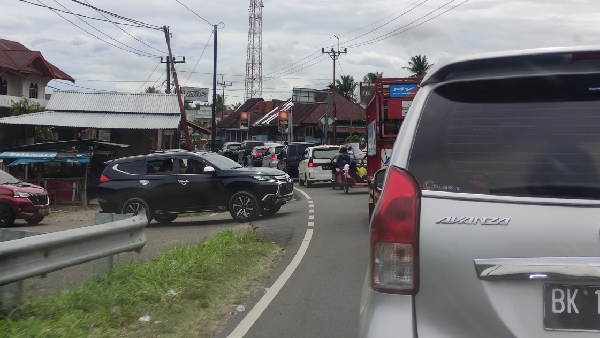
2,0,600,104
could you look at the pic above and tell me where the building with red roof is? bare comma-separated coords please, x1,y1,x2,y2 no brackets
0,38,73,117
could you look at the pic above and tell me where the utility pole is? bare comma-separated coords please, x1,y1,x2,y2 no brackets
162,26,192,151
322,36,346,144
160,56,185,94
211,24,218,152
217,75,232,142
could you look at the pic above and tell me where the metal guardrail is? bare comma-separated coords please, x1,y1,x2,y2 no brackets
0,213,147,287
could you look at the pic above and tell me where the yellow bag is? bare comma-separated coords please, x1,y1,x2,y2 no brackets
357,167,367,179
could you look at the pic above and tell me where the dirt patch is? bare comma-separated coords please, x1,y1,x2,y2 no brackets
45,204,102,223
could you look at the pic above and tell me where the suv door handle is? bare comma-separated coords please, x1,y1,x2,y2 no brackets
178,180,189,186
475,257,600,282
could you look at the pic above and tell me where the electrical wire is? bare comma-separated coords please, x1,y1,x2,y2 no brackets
68,0,162,29
18,0,157,28
52,0,161,57
173,0,214,26
135,61,162,92
184,31,214,85
82,0,167,54
35,0,161,58
335,0,425,36
346,0,469,48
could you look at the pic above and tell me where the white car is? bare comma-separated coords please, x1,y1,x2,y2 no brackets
298,145,339,187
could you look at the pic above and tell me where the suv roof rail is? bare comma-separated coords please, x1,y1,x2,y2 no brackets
150,149,189,154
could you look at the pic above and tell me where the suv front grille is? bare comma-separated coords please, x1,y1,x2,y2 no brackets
28,194,49,206
279,183,293,195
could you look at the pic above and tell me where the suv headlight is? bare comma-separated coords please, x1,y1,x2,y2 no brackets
13,191,30,198
252,175,270,181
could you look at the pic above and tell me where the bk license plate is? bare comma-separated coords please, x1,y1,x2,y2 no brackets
544,284,600,331
322,164,331,170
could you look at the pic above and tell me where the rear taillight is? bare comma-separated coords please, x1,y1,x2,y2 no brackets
370,165,420,294
253,153,260,157
308,158,315,167
272,154,276,161
100,174,111,183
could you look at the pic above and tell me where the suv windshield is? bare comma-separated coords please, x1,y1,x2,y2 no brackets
244,142,263,149
289,144,311,157
408,74,600,199
202,154,242,170
0,170,19,184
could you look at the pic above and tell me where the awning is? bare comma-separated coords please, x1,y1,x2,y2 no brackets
0,151,91,166
187,120,212,134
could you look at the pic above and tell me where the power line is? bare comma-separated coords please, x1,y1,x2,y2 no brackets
346,0,469,48
82,0,167,54
18,0,158,28
335,0,425,36
184,31,214,85
68,0,162,29
53,79,107,91
173,0,214,26
262,36,332,72
52,0,161,57
135,61,161,92
35,0,161,58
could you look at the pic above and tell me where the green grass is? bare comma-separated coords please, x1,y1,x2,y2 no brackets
0,230,281,338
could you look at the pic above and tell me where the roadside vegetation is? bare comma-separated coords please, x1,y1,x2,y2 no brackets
0,230,281,338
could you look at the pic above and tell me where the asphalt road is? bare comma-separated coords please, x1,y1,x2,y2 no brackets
219,182,371,338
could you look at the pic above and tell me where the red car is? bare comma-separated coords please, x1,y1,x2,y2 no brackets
0,169,50,226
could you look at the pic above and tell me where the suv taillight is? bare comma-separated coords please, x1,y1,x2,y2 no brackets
272,153,276,161
308,158,315,167
370,165,420,294
100,174,111,183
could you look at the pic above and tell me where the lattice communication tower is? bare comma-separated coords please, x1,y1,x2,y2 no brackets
244,0,263,100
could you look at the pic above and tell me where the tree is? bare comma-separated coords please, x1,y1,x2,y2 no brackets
215,94,228,112
329,75,358,102
403,54,433,78
231,102,242,111
363,72,383,83
145,86,161,93
10,98,52,142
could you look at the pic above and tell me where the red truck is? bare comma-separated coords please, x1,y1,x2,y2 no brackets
366,78,421,218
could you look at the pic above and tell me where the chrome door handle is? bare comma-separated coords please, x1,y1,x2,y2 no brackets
178,180,189,186
475,258,600,282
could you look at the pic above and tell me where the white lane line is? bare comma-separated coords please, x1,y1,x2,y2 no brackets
308,222,314,227
227,230,314,338
227,188,315,338
309,215,314,220
294,187,312,200
309,209,314,213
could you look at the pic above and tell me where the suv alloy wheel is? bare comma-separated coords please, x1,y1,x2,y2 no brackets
229,191,259,222
0,204,15,226
121,197,152,224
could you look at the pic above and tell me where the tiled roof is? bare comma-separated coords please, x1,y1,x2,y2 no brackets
0,38,74,82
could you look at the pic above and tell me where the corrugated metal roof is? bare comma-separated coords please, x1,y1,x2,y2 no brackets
0,111,180,129
46,90,181,114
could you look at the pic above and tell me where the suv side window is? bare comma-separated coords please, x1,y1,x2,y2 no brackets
302,149,309,160
146,158,175,175
114,160,144,175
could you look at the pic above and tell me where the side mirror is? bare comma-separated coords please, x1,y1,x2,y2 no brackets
374,168,386,192
204,166,216,174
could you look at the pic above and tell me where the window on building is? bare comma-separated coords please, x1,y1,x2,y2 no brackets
0,77,6,95
29,83,38,99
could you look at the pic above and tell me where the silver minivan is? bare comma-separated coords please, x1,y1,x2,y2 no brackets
361,46,600,337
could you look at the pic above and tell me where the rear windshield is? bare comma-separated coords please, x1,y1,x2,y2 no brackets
313,149,338,159
226,145,240,150
408,74,600,199
272,147,284,154
254,148,268,154
289,145,311,157
245,142,263,148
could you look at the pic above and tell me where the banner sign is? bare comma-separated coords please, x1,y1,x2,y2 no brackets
240,112,249,130
180,87,209,102
278,111,289,129
389,84,418,98
367,121,376,156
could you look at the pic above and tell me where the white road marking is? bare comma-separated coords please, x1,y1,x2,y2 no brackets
227,189,315,338
309,209,314,213
308,222,314,227
294,187,312,200
228,231,314,337
309,215,314,220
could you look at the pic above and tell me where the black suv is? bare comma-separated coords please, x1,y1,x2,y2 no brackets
277,142,315,178
98,151,293,223
238,141,264,166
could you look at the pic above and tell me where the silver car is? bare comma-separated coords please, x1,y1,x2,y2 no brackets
361,46,600,337
262,145,285,168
